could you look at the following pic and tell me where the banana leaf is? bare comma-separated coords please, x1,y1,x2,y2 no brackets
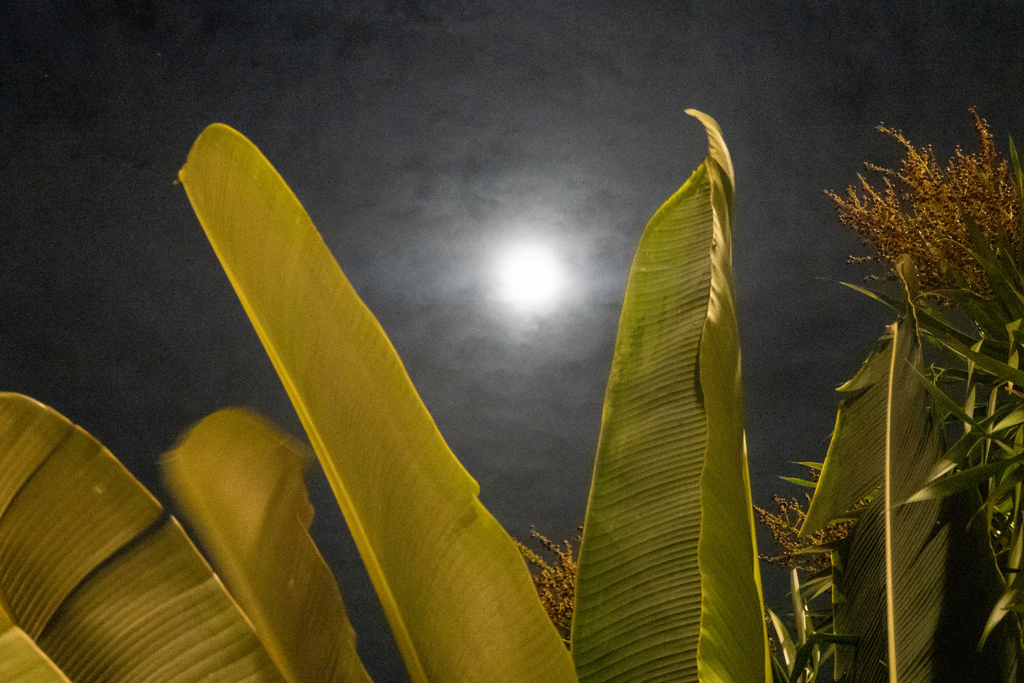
178,124,576,683
799,308,1016,681
570,110,769,682
163,408,373,683
0,392,288,681
0,606,70,683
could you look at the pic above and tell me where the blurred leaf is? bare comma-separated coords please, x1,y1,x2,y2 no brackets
571,110,769,682
178,124,575,683
0,392,288,682
164,409,373,683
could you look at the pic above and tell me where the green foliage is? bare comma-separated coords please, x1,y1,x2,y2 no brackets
0,111,770,681
570,110,768,683
783,112,1024,681
0,393,291,681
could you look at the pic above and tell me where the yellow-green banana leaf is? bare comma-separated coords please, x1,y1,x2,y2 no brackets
0,606,71,682
570,111,769,682
163,408,373,683
0,392,288,682
178,124,576,683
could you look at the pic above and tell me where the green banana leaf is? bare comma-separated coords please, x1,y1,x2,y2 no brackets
799,328,892,536
0,392,289,681
163,408,373,683
0,606,71,683
178,124,576,683
570,110,769,682
799,307,1015,681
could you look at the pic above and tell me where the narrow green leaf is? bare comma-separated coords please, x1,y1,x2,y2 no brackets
571,111,768,682
908,454,1024,503
0,393,288,682
178,124,575,683
767,608,797,672
994,406,1024,432
781,477,818,489
937,333,1024,388
912,369,990,437
789,633,858,683
840,282,981,350
164,409,373,683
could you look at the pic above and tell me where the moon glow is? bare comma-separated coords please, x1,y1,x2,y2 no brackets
498,246,563,311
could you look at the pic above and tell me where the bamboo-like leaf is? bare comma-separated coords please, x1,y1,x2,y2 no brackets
781,477,818,489
767,609,798,673
570,110,768,682
178,125,575,683
163,409,373,683
804,314,1016,681
981,569,1024,650
908,454,1024,503
0,392,288,682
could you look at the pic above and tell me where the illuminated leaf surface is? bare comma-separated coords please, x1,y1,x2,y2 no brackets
0,393,288,682
570,111,769,682
178,124,576,683
0,607,70,683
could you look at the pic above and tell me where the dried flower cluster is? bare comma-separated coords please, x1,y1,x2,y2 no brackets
828,109,1019,293
515,527,580,644
754,495,850,573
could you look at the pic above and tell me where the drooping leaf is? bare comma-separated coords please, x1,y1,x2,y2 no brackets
178,124,575,683
570,110,769,682
163,408,373,683
0,392,288,682
800,328,893,536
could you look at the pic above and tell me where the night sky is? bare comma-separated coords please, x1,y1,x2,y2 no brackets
4,3,1024,681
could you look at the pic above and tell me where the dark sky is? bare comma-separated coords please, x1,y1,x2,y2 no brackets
4,2,1024,680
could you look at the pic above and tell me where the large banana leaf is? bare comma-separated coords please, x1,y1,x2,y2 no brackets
163,408,373,683
178,124,576,683
570,111,769,682
0,392,288,682
0,606,71,682
799,307,1015,681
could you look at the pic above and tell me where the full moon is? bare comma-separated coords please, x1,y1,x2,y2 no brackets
498,246,563,310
